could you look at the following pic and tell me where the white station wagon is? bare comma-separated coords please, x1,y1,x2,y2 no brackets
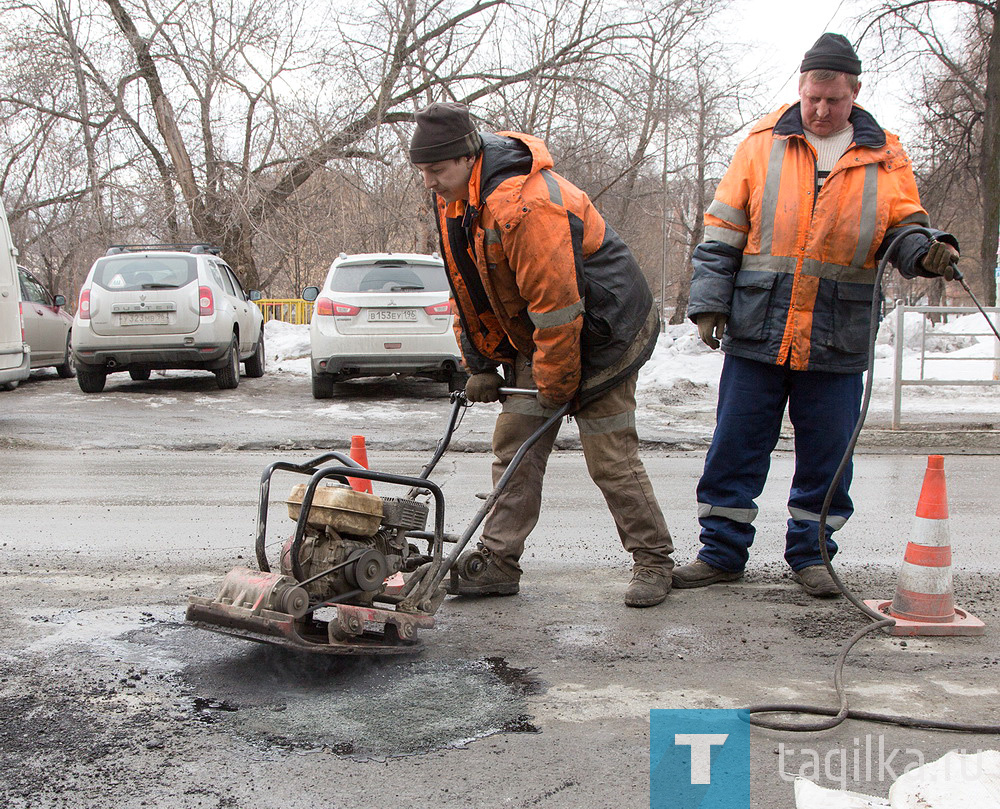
72,244,265,392
302,252,465,398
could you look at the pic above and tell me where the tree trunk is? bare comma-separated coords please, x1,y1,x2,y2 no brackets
979,4,1000,306
103,0,208,240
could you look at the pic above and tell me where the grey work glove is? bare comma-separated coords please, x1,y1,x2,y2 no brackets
920,241,960,281
696,312,728,350
463,371,503,403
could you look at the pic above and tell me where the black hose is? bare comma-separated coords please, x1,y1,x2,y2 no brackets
741,227,1000,734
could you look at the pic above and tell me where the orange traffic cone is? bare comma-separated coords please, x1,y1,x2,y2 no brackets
348,434,373,494
865,455,984,636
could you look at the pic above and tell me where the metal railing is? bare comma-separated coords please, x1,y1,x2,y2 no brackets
891,304,1000,428
255,298,313,325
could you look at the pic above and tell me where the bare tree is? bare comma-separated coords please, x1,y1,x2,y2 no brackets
0,0,768,305
862,0,999,306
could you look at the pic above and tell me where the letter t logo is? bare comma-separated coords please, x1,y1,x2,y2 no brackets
674,734,729,784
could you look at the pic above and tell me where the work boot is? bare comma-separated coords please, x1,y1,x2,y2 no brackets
794,565,841,598
624,567,671,608
671,559,743,589
449,545,520,597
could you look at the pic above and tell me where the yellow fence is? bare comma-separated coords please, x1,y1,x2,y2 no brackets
255,298,313,325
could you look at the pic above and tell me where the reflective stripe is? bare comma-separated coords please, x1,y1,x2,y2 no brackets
484,227,503,246
528,300,584,330
741,253,877,284
759,139,787,255
705,225,748,249
788,506,848,530
697,502,758,523
741,254,796,274
707,199,749,229
576,410,634,435
802,259,876,284
898,562,952,594
541,170,563,206
851,164,879,267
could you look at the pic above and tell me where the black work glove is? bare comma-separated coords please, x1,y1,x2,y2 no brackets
463,371,503,403
696,312,728,350
920,241,960,281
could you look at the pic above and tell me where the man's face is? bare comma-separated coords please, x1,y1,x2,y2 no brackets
414,156,476,203
799,74,860,136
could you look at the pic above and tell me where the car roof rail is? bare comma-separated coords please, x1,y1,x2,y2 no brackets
105,243,221,256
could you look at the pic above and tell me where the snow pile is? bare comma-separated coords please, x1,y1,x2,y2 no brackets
878,310,980,354
264,319,311,375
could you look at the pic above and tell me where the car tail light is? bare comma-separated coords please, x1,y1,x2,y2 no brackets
424,301,452,316
17,303,25,340
199,285,214,316
78,288,91,320
316,297,360,317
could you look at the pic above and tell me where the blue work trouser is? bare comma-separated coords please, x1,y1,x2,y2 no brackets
695,354,863,573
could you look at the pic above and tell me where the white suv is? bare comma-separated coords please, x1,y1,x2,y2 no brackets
72,244,265,392
302,253,465,398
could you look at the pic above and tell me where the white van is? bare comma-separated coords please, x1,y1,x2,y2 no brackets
0,202,29,391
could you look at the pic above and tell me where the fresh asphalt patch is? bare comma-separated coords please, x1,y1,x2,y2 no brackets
0,604,541,806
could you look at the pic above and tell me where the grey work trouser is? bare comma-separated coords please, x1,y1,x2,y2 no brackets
479,355,674,576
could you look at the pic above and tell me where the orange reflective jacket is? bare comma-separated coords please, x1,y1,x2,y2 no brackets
689,104,954,373
436,132,658,404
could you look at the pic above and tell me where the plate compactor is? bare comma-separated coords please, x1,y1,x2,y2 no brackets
186,389,568,654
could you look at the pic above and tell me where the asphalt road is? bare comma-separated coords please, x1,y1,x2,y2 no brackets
2,369,999,808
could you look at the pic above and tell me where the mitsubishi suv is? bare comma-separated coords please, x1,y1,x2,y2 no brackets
302,253,465,398
72,244,265,392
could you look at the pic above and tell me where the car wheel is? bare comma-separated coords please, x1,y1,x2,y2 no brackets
0,380,18,392
215,335,240,390
244,333,265,378
129,369,151,381
56,336,76,379
77,365,107,393
448,371,468,393
311,369,334,399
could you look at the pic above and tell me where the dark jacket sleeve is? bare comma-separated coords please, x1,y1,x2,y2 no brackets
686,241,744,322
458,330,499,375
877,227,960,279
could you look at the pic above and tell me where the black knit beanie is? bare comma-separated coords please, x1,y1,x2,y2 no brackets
800,33,862,75
409,102,482,163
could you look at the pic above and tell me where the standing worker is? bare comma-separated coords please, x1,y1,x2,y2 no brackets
676,34,959,597
410,101,675,607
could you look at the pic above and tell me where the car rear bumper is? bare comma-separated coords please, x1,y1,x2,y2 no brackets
313,353,463,377
73,344,230,371
0,347,30,384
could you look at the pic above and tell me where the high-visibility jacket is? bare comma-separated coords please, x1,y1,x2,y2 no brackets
688,103,956,373
435,131,659,404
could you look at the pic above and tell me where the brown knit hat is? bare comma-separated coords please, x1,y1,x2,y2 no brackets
800,33,862,75
409,102,482,163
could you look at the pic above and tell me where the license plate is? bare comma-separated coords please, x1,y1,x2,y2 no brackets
119,312,169,326
367,309,417,322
